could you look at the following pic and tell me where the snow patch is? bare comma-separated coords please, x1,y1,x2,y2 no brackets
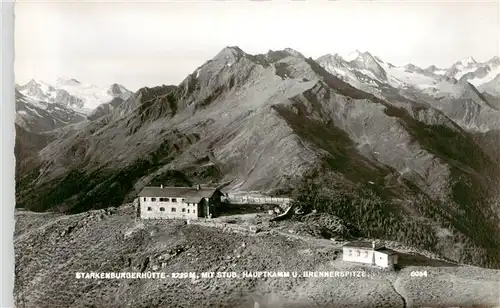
360,69,381,82
384,65,435,88
459,56,477,67
342,50,363,62
455,66,478,80
37,80,53,93
20,79,120,111
24,105,43,118
468,66,500,86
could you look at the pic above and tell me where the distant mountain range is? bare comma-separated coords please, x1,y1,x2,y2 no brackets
16,78,133,113
16,51,500,132
15,89,87,131
318,52,500,98
14,46,500,268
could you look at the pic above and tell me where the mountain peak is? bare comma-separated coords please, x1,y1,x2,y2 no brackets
343,50,365,62
459,56,477,67
343,50,381,66
56,77,81,86
107,83,131,97
25,79,41,87
212,46,247,65
19,79,52,93
359,50,375,58
426,64,438,72
263,48,306,64
316,53,347,69
344,50,387,80
218,46,245,56
487,56,500,66
403,63,424,73
282,48,305,58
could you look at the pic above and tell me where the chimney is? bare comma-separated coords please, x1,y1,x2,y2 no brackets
160,184,163,189
372,241,376,250
196,184,201,191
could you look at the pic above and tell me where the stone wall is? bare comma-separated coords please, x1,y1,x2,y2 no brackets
186,219,260,235
225,194,292,206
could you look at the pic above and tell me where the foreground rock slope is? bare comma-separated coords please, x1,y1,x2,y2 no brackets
14,207,500,308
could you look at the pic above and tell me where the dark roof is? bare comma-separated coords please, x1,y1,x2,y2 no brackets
374,248,398,255
343,241,375,248
342,242,398,255
138,186,219,203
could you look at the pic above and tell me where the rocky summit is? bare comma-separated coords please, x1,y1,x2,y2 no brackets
15,46,500,274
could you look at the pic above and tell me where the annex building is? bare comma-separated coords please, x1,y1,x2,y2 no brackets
342,241,398,269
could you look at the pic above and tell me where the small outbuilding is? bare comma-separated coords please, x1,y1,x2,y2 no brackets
342,241,398,269
373,247,398,268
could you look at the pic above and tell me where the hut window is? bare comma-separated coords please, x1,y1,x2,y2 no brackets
147,207,152,211
171,208,176,212
182,208,186,212
187,209,190,213
143,197,147,201
151,198,156,202
172,198,177,202
159,207,165,212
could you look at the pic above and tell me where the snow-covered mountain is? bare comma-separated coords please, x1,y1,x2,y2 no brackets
15,89,87,133
17,78,133,113
316,51,500,132
318,51,499,92
15,89,89,177
477,73,500,97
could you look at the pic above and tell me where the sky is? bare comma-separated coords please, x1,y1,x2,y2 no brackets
15,0,500,91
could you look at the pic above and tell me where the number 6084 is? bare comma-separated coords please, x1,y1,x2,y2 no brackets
410,270,428,277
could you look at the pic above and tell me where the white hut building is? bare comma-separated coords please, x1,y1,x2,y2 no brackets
342,241,398,268
138,184,224,220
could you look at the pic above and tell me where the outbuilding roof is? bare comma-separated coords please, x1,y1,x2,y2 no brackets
138,186,219,203
342,241,398,255
343,241,376,249
374,248,398,255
